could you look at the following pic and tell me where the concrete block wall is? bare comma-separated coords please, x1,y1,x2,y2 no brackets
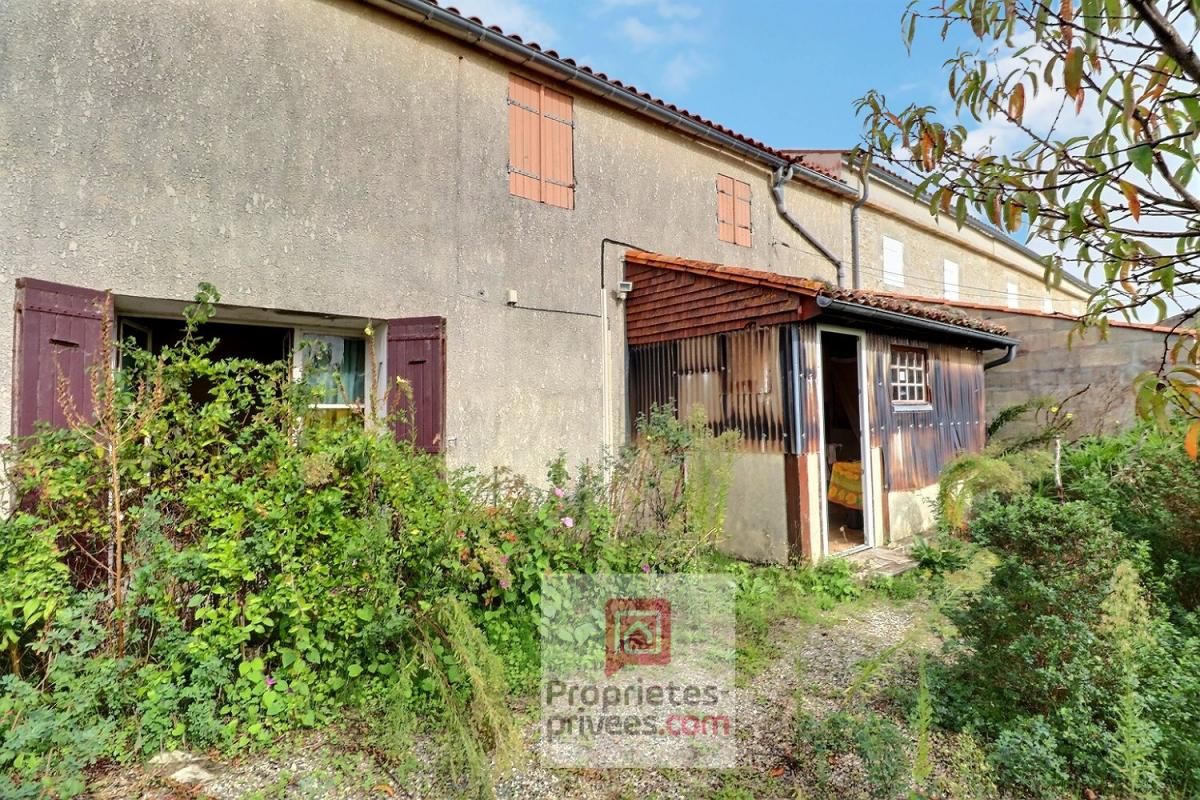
975,310,1180,437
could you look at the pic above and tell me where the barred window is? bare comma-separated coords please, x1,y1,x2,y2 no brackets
889,347,928,405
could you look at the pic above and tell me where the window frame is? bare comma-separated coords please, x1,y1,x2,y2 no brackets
293,331,371,420
888,345,931,410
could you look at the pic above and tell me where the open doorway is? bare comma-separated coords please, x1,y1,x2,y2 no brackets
819,329,870,555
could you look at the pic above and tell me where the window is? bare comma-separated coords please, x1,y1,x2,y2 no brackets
889,346,928,406
297,334,367,423
1006,281,1020,308
882,236,904,287
717,174,751,246
507,74,574,209
942,259,960,300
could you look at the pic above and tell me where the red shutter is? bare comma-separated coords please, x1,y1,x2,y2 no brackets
386,316,446,454
13,279,112,440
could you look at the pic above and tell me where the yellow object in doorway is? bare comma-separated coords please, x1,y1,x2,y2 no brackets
828,460,863,510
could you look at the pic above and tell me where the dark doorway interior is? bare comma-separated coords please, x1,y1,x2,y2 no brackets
820,331,866,554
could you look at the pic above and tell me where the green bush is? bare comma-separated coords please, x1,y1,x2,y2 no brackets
1063,425,1200,611
940,494,1200,797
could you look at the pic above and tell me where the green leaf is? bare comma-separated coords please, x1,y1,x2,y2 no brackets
1064,47,1084,98
1129,144,1154,176
356,606,375,622
348,663,363,678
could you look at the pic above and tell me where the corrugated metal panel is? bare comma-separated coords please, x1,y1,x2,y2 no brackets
624,260,810,346
541,86,574,209
791,323,822,454
13,278,111,439
716,174,735,242
627,327,790,453
864,333,986,491
387,316,447,454
507,74,542,201
733,179,752,247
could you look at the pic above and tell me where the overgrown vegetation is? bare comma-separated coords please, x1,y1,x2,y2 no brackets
0,288,758,798
928,418,1200,799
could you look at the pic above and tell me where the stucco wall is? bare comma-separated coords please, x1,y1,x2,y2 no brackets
0,0,1093,487
856,181,1086,313
0,0,846,480
886,484,939,540
721,453,789,563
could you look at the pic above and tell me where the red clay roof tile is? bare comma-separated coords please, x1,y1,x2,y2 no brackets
413,1,843,184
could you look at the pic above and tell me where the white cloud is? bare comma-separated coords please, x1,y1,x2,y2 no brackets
662,51,706,90
618,15,705,49
448,0,558,45
600,0,702,20
620,17,664,47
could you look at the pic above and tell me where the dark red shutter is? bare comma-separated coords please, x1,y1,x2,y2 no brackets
386,316,446,454
13,278,112,439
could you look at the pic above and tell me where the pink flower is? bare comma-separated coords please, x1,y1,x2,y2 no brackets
499,578,512,589
456,530,466,539
265,675,277,688
553,486,565,498
499,554,509,565
561,516,574,528
641,563,651,573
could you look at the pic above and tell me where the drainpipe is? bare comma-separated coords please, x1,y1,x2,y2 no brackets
849,164,870,290
984,344,1018,370
771,165,847,288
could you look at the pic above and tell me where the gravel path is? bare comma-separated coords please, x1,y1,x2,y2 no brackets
93,602,927,800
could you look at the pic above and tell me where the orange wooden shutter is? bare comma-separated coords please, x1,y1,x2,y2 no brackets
508,74,542,201
540,86,574,209
716,174,735,242
733,179,752,246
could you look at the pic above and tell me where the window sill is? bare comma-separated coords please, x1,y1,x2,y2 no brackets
891,403,932,413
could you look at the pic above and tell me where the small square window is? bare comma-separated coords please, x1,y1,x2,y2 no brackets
889,347,928,406
297,334,367,421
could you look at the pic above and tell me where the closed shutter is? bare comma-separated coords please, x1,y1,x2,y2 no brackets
716,174,735,242
882,236,904,287
13,278,112,439
540,86,575,209
386,316,446,454
508,74,543,202
733,179,752,246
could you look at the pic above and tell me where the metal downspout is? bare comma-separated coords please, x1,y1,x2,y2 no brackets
850,166,870,290
771,165,847,288
984,344,1018,370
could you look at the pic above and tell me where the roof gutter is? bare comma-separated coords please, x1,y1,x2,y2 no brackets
772,165,848,288
365,0,857,198
814,295,1019,349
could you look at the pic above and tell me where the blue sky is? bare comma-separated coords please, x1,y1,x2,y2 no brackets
451,0,965,150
